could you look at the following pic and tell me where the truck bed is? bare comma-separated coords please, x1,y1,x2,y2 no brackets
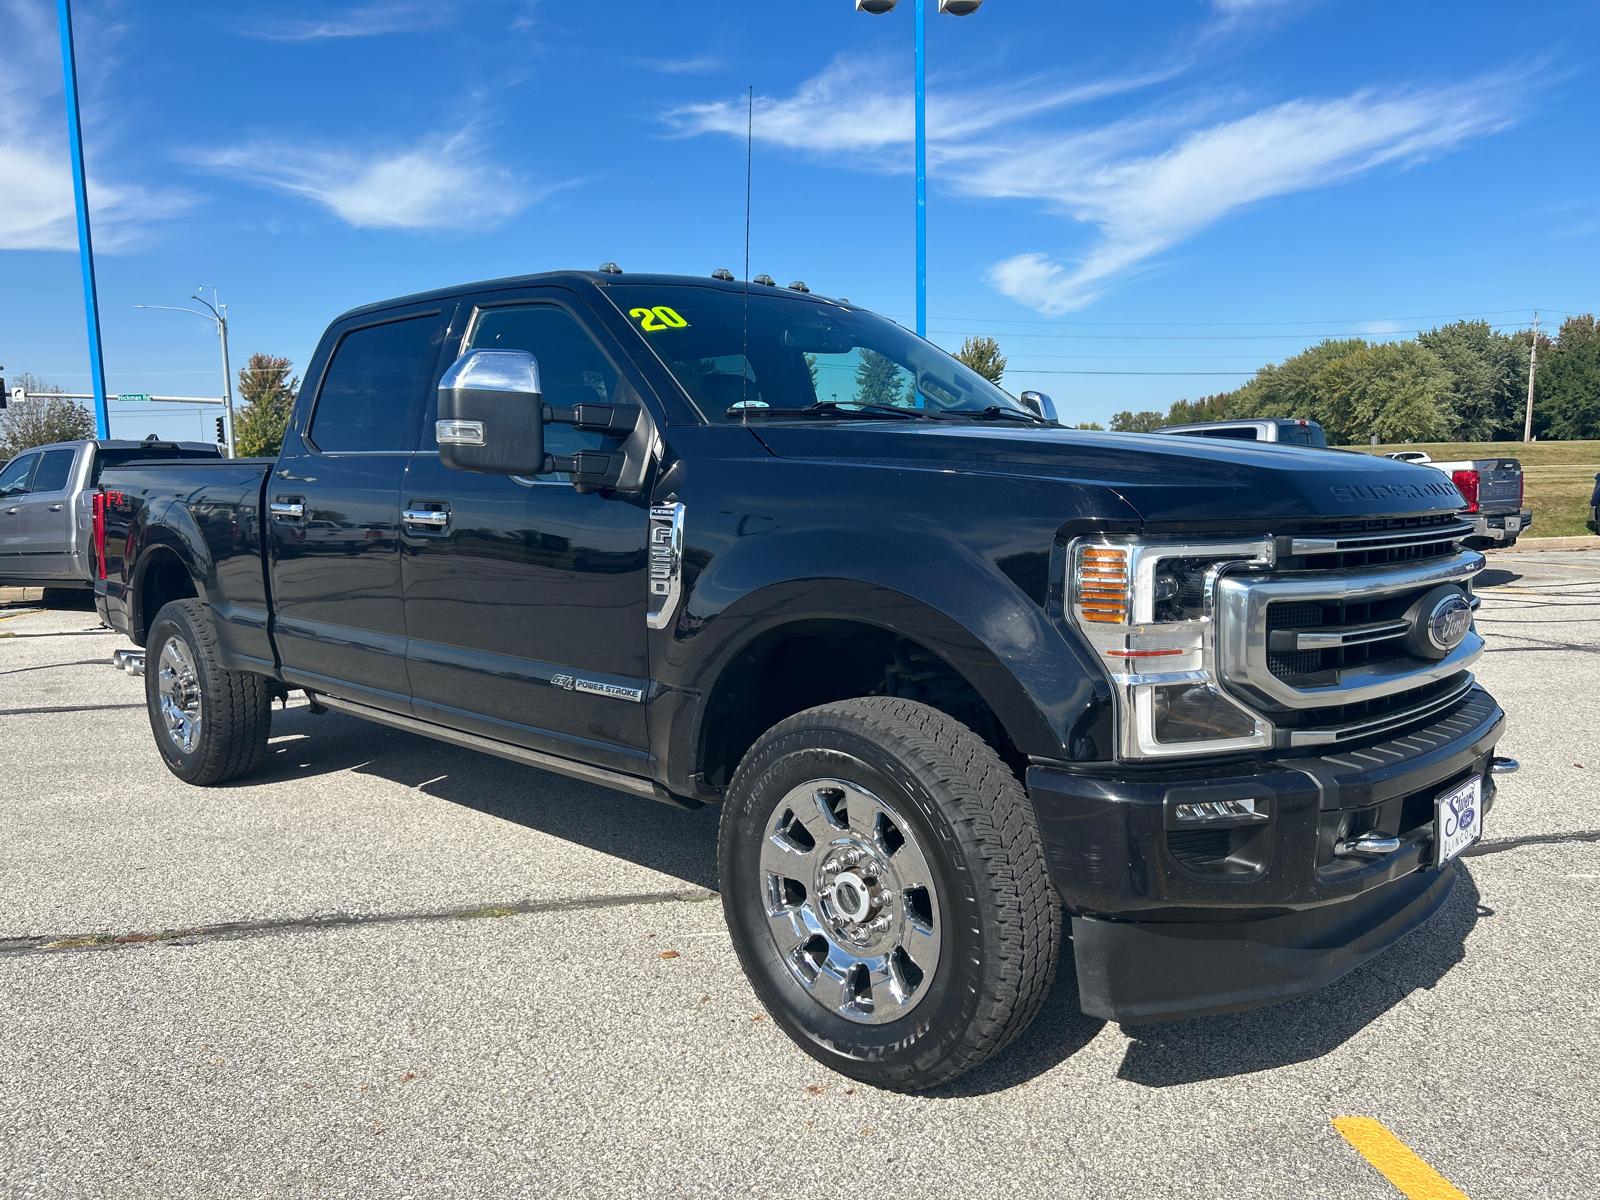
98,458,277,671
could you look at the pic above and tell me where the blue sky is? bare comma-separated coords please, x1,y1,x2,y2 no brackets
2,0,1596,441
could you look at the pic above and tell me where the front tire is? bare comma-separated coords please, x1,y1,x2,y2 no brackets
719,697,1061,1091
144,599,272,785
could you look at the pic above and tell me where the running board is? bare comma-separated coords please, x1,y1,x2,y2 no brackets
311,693,700,810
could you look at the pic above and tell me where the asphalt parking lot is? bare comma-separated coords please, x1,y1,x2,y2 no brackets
1,554,1596,1200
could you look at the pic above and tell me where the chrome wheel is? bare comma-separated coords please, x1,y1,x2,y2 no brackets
759,778,942,1025
156,635,203,754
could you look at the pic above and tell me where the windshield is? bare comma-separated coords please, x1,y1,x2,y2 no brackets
602,283,1032,422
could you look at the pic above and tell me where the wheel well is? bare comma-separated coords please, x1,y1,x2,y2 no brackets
133,548,199,645
699,619,1024,791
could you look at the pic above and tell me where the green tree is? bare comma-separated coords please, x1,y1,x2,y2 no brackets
1533,315,1600,440
1109,410,1166,432
954,336,1006,384
1072,421,1105,430
1165,393,1230,425
1416,320,1529,441
0,374,94,459
854,349,908,407
233,354,300,457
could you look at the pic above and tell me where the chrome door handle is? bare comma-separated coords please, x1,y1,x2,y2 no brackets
270,497,306,522
403,505,451,531
48,504,62,512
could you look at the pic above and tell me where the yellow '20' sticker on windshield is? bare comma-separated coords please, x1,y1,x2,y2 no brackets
630,306,689,332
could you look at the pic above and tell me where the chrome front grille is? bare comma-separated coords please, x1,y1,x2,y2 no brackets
1217,549,1485,745
1284,515,1473,571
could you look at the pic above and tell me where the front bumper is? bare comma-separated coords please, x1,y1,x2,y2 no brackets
1026,685,1504,1022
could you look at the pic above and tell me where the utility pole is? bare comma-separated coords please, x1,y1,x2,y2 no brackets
56,0,110,439
195,287,236,456
1523,310,1540,443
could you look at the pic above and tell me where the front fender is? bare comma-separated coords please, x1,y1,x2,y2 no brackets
648,490,1127,795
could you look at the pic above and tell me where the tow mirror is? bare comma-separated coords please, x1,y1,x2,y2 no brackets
1019,390,1058,421
437,350,546,476
437,348,644,490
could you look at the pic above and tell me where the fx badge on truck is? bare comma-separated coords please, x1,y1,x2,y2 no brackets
647,501,685,630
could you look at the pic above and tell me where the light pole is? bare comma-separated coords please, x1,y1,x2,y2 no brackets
856,0,983,339
56,0,109,438
134,288,236,456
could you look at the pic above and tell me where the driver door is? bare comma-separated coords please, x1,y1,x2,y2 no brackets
401,288,655,776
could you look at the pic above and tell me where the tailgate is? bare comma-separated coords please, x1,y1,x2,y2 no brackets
1474,459,1521,512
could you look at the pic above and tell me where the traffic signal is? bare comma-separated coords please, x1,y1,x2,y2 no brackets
216,416,226,443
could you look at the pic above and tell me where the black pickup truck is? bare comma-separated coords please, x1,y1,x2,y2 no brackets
97,270,1509,1091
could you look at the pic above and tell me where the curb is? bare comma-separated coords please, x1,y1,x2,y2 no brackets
1490,535,1600,553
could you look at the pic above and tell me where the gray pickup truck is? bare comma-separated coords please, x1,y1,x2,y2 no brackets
0,437,220,592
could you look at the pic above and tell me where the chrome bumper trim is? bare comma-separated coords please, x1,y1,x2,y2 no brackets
1286,673,1476,747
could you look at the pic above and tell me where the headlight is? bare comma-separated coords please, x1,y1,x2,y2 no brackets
1069,536,1275,759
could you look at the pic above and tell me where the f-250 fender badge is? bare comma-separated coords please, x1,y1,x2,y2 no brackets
647,501,685,631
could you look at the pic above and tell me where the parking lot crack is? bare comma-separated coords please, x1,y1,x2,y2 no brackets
1461,829,1600,858
0,887,718,958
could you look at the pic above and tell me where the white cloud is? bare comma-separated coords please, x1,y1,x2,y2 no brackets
244,2,449,41
642,55,724,76
0,0,195,251
978,83,1519,312
666,55,1179,156
187,129,537,231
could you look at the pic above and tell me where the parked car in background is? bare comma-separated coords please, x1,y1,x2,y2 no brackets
1421,456,1530,550
1154,417,1328,447
1588,472,1599,533
0,437,221,593
1384,451,1433,463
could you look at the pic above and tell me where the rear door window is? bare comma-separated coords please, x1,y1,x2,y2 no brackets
31,448,77,492
310,314,442,452
1183,427,1259,441
0,453,39,495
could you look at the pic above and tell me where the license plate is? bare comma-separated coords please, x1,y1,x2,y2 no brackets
1505,515,1521,533
1435,776,1483,867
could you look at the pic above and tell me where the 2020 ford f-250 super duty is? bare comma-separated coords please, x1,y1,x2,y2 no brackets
96,270,1511,1091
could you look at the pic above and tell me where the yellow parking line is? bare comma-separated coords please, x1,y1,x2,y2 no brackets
0,609,42,621
1333,1117,1469,1199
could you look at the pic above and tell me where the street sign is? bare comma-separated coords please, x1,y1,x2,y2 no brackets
116,393,151,402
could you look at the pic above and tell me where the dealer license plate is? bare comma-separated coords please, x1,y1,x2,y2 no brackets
1506,515,1521,533
1435,776,1483,867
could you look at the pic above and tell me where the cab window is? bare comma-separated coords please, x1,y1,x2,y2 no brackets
31,448,78,492
310,315,441,452
428,303,619,481
0,453,39,496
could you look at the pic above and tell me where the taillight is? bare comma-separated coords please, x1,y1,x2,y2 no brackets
92,491,107,579
1451,469,1480,514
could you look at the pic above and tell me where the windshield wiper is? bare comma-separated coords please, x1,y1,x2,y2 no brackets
967,406,1055,426
728,401,953,421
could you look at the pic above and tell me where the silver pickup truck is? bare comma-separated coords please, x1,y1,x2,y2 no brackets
1385,453,1532,549
0,437,220,593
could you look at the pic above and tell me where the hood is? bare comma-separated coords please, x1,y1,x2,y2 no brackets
747,423,1466,524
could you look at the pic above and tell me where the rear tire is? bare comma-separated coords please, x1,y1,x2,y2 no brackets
144,599,272,785
719,697,1061,1091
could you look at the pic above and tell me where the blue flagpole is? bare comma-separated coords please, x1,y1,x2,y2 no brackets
914,0,927,340
57,0,110,439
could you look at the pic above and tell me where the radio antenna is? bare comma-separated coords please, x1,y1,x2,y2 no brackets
742,85,753,419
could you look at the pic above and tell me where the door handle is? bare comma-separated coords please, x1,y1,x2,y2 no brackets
4,507,16,515
270,496,306,523
403,503,451,531
48,504,62,512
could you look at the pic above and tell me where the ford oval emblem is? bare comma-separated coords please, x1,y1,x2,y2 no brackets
1427,594,1473,652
